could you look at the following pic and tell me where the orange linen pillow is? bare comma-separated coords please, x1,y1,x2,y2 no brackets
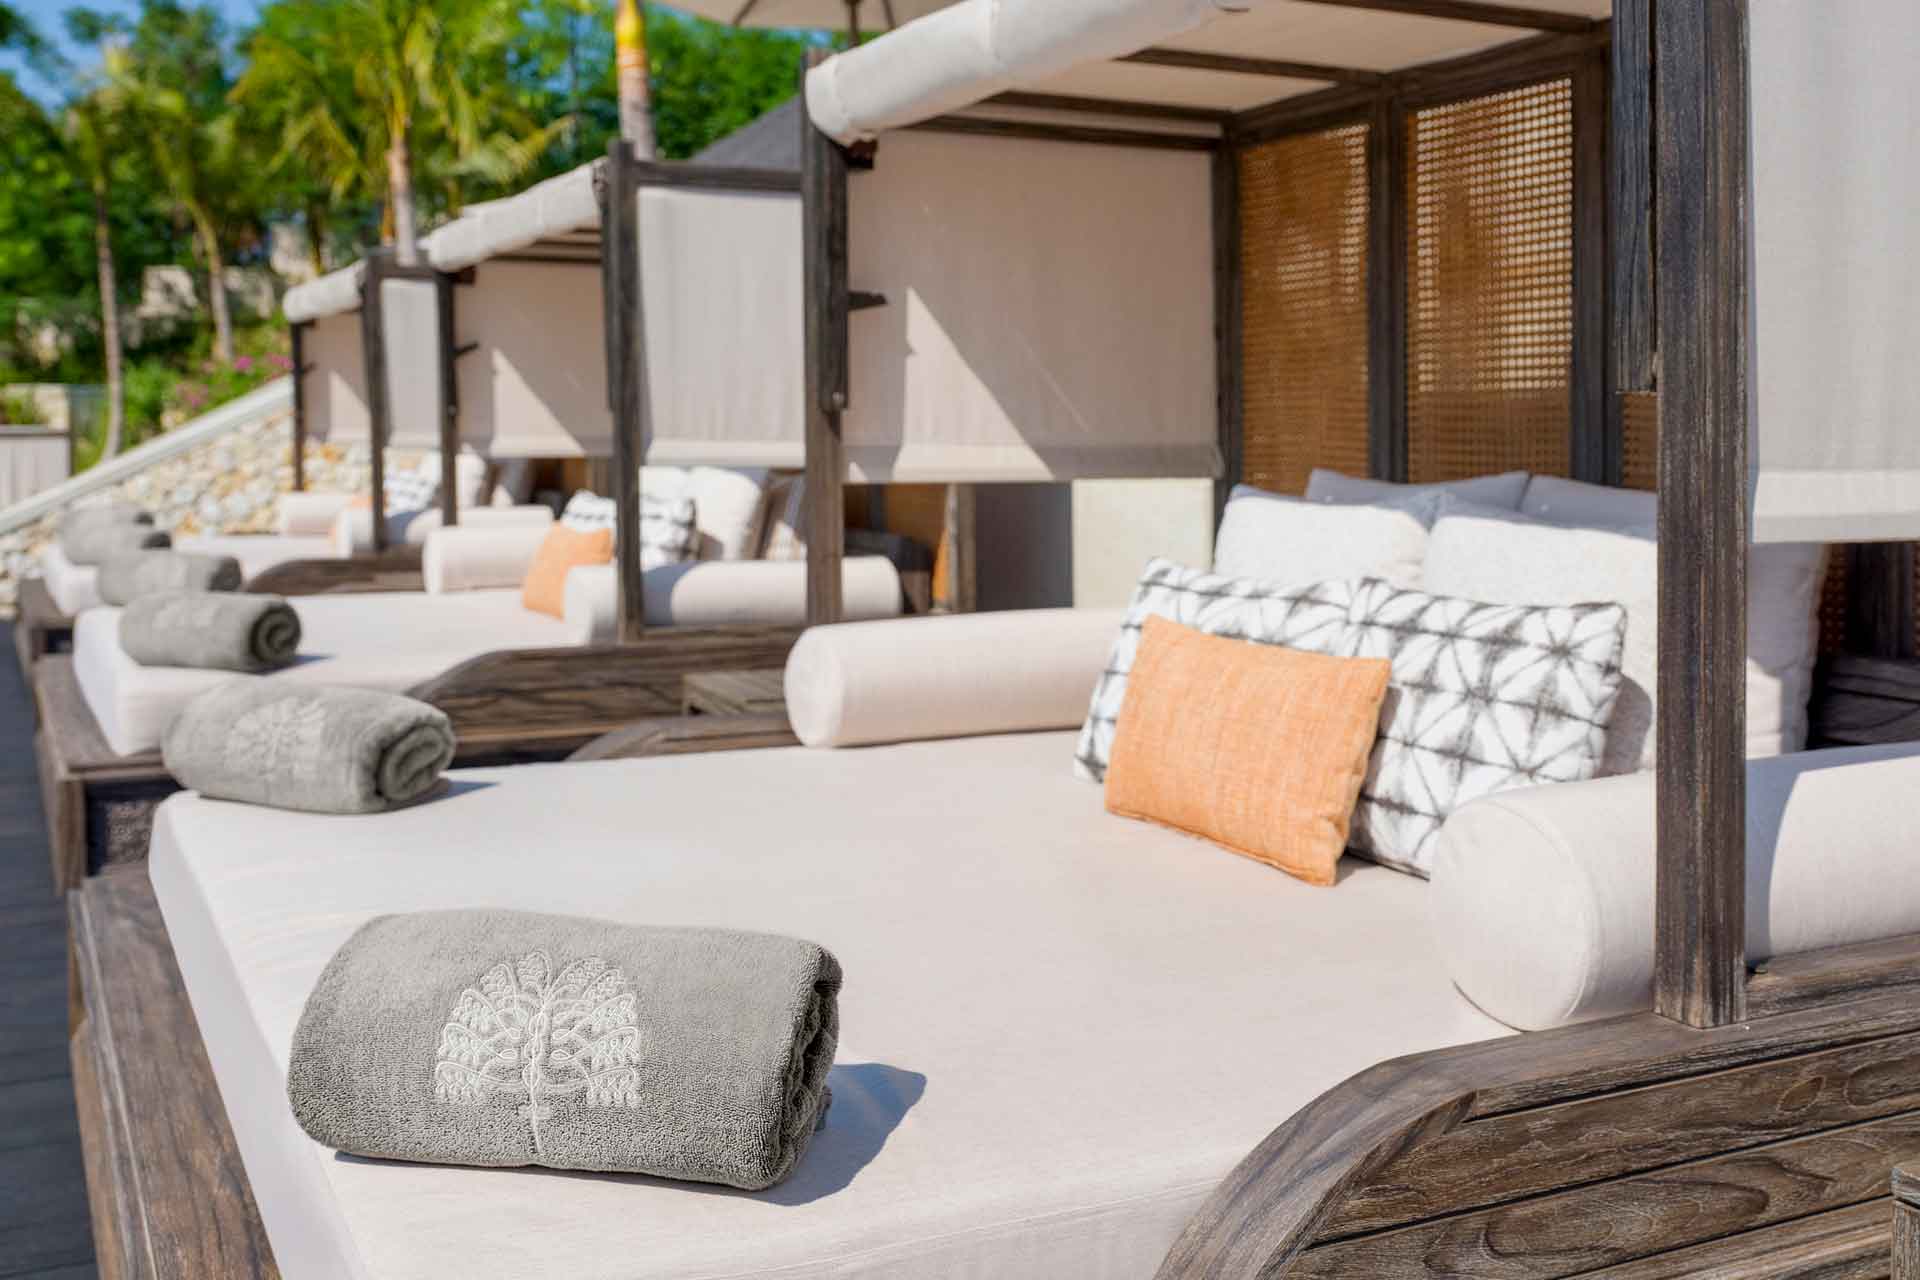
345,494,371,510
1104,616,1391,887
521,524,614,618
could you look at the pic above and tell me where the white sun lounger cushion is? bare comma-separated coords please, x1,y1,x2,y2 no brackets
329,503,554,558
421,523,554,594
785,607,1127,748
1211,484,1427,589
1431,741,1920,1031
562,556,904,638
39,541,103,615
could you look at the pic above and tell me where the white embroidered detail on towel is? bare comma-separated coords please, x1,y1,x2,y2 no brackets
433,951,644,1158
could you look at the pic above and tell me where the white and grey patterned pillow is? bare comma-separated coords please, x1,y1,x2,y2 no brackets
1073,558,1357,782
383,464,439,515
1345,578,1628,877
560,491,697,569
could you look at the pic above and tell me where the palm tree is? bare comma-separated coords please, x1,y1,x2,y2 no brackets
62,100,128,455
108,3,246,365
238,0,563,265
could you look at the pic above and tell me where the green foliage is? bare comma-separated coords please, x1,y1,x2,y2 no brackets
645,7,806,161
0,387,36,425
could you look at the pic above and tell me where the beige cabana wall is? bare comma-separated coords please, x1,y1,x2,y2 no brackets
380,276,446,451
637,185,805,469
842,128,1220,482
301,309,371,445
456,259,614,458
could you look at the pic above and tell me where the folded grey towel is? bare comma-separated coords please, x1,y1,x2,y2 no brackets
97,550,243,606
163,680,455,812
120,592,300,671
60,518,170,566
289,910,841,1189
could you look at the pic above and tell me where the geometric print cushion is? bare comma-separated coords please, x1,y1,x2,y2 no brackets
383,463,440,516
559,490,698,569
1343,578,1628,877
1073,558,1357,782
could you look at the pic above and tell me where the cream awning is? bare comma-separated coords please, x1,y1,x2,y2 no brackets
1747,0,1920,543
282,261,363,324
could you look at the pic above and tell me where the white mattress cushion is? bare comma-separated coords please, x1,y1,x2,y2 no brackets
175,534,338,582
1422,505,1825,770
73,590,587,755
1433,743,1920,1030
150,732,1509,1280
1211,484,1427,588
39,540,101,615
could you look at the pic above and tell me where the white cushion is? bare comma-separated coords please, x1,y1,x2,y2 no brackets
687,466,774,561
1212,484,1426,588
149,731,1507,1280
39,541,102,615
787,608,1125,748
422,524,553,594
174,534,339,582
562,557,905,639
73,591,588,755
1306,468,1529,514
331,503,553,557
1422,505,1826,770
1432,743,1920,1030
277,492,354,537
1345,580,1629,877
1519,474,1657,528
1074,559,1356,782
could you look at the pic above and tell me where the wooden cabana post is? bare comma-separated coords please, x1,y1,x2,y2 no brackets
358,247,466,554
602,137,648,643
288,319,310,492
800,46,850,627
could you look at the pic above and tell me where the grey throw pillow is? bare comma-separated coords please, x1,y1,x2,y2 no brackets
1074,558,1356,782
1345,578,1628,877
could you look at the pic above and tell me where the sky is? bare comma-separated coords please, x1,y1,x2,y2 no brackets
1,0,262,102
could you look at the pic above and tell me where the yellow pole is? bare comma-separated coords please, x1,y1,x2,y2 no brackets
615,0,655,158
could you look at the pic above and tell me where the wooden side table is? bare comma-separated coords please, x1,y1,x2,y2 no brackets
683,669,787,718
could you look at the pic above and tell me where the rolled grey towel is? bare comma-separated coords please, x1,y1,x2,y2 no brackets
97,550,243,606
61,519,170,566
288,910,840,1189
121,592,300,671
163,680,454,813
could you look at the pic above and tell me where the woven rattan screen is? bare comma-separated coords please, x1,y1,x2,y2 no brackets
1406,79,1574,483
1620,391,1658,491
1238,122,1371,496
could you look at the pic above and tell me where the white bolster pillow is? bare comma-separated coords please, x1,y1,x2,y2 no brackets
786,607,1128,748
1431,742,1920,1031
278,491,353,537
39,541,103,615
562,557,904,639
422,524,552,594
332,503,553,556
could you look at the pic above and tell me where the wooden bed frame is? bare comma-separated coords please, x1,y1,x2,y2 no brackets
33,623,803,890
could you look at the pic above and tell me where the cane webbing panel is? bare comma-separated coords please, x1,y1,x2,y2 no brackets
1407,79,1574,484
1620,391,1658,492
1238,122,1371,496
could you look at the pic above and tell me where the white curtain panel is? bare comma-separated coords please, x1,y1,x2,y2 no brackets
301,309,371,445
379,276,446,450
1748,0,1920,542
457,259,614,458
637,185,809,469
841,129,1218,482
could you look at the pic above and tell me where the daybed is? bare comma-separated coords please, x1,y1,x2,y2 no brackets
37,511,912,886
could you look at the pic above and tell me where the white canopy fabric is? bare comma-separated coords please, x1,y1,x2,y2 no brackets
638,185,806,469
423,160,603,272
1747,0,1920,543
805,0,1610,143
379,276,447,450
842,129,1218,481
456,258,615,458
282,261,364,324
300,310,371,445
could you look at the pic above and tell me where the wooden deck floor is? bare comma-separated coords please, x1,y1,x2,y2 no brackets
0,626,97,1280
